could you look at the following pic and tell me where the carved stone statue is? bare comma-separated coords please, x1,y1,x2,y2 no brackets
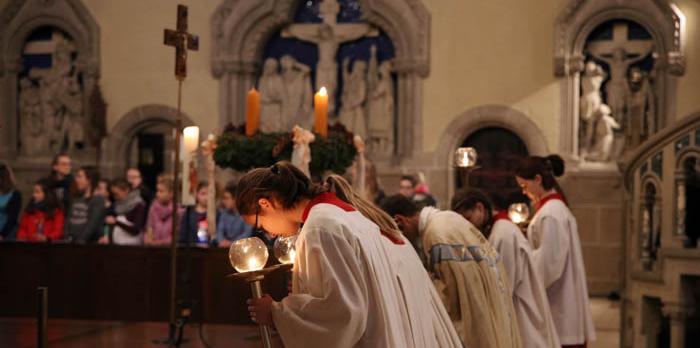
585,104,620,162
281,0,377,113
280,55,313,130
291,125,315,178
339,59,368,138
580,61,605,155
587,23,653,125
368,60,394,153
22,33,84,154
18,78,45,155
64,73,85,150
259,58,284,132
627,68,656,147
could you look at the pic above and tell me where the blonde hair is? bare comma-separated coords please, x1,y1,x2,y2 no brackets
325,174,403,241
157,175,174,190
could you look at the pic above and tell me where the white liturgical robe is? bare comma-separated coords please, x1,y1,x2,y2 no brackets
489,212,560,348
528,193,596,345
270,193,461,348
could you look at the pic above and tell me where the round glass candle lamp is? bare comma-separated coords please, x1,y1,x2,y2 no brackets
274,235,298,265
508,203,530,224
229,237,269,273
454,147,478,168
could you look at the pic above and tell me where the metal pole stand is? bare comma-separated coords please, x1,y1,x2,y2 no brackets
249,275,273,348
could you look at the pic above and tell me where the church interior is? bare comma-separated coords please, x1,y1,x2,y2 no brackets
1,0,699,347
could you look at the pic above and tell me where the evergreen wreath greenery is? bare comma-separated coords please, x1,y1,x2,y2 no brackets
213,123,357,177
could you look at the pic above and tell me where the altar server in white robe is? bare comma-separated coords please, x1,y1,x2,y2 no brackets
451,188,560,348
515,155,596,348
382,194,522,348
236,162,461,348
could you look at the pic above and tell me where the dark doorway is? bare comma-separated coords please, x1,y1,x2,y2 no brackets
137,133,164,193
456,127,529,207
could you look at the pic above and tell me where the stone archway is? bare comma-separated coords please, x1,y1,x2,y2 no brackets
210,0,429,158
101,104,195,180
434,104,549,201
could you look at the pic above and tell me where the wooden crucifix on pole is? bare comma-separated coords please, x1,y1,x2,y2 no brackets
160,4,198,346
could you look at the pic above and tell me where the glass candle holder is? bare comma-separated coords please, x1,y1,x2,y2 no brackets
454,147,478,168
508,203,530,224
229,237,269,273
274,235,298,265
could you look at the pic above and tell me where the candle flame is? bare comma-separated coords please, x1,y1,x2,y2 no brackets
319,87,327,96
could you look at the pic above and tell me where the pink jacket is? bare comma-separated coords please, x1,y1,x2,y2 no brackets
146,201,184,245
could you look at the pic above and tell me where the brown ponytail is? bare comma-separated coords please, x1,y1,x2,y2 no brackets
325,174,404,241
235,161,323,215
515,154,568,203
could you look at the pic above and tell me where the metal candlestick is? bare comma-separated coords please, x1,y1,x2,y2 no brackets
228,264,291,348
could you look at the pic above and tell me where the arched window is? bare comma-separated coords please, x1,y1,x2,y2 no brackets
457,127,529,205
641,179,661,270
675,152,700,248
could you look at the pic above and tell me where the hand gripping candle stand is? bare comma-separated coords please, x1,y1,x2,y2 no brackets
227,235,297,348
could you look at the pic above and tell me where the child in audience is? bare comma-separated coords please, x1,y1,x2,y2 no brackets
145,176,183,245
95,179,114,242
64,166,105,243
0,163,22,241
103,178,146,245
17,180,64,242
216,182,252,247
179,181,212,245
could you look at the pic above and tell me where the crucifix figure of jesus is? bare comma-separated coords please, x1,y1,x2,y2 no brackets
164,5,200,81
587,22,653,124
282,0,377,113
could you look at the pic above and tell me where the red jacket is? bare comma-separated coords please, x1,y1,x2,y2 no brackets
17,209,64,242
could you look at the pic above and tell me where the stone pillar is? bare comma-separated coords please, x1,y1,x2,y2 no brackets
662,302,693,348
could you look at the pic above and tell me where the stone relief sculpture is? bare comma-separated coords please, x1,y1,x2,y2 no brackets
19,33,84,154
18,78,45,155
368,60,394,154
581,22,657,162
627,68,656,147
279,55,313,130
580,61,605,155
259,58,284,132
281,0,377,114
585,104,620,162
339,58,368,139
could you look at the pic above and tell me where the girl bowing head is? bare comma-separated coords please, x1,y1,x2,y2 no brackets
237,162,461,348
515,155,596,348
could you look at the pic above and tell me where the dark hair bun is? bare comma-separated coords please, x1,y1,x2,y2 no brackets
546,154,565,177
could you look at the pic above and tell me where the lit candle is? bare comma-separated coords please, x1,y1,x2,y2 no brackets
183,126,200,154
246,87,260,136
181,126,200,206
314,87,328,137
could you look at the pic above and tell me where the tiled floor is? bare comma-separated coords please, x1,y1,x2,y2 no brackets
589,297,621,348
1,298,623,348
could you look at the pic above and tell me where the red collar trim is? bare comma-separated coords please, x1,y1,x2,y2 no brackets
493,210,510,222
536,192,566,212
301,192,355,222
380,230,405,245
301,192,404,245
